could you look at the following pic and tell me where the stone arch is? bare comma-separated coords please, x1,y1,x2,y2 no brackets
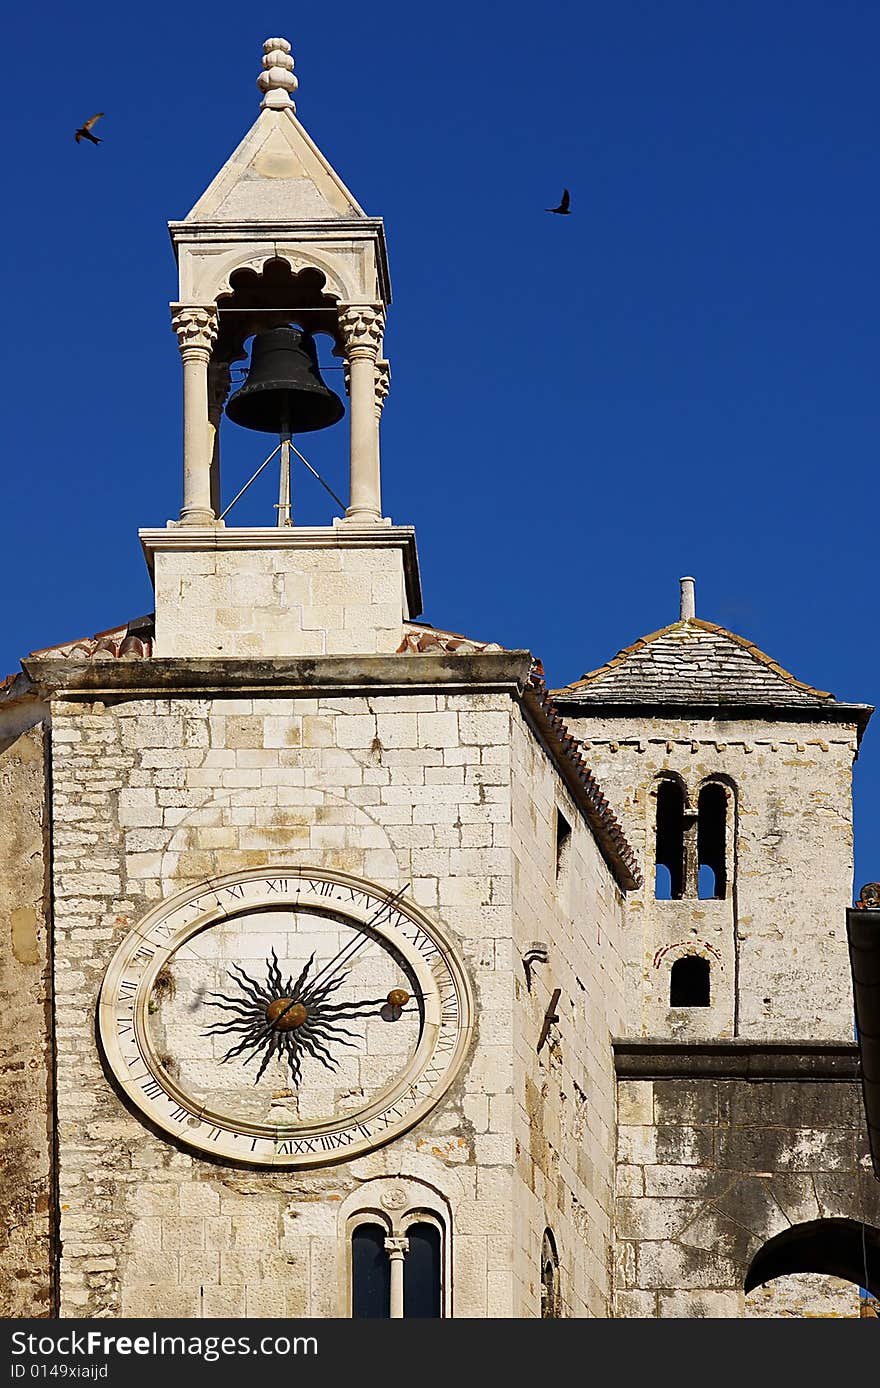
541,1227,561,1318
744,1218,880,1299
653,773,689,900
211,247,350,310
338,1176,453,1318
696,774,737,901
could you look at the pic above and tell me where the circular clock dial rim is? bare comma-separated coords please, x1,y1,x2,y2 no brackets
97,868,473,1168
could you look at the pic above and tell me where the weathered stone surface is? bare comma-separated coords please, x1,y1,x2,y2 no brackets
0,717,53,1316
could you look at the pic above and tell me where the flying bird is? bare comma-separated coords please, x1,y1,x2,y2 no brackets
546,188,571,215
75,113,104,145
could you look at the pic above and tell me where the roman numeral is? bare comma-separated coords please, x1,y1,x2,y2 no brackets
265,878,290,894
224,884,245,900
318,1131,354,1151
306,879,334,897
116,1019,133,1036
140,1078,163,1100
118,979,137,997
169,1105,190,1123
135,944,155,961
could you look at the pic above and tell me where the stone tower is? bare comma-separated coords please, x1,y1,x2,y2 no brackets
553,578,871,1043
1,38,878,1322
0,36,642,1319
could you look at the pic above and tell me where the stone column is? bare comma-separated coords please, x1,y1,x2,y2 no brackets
338,306,385,524
207,361,231,520
171,304,219,526
384,1236,409,1319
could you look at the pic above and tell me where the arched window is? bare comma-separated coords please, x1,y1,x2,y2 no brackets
404,1221,443,1318
698,782,727,899
350,1211,446,1318
541,1229,561,1318
670,954,710,1007
351,1223,391,1318
745,1219,880,1300
655,779,686,900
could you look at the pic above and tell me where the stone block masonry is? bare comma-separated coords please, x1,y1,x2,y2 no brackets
0,717,54,1316
46,669,626,1317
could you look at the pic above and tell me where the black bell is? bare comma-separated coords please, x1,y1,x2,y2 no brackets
225,326,345,435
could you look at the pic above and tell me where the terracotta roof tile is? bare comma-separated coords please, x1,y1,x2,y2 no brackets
27,615,155,662
396,622,505,656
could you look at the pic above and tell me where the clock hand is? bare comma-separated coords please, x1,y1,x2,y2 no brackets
306,883,412,993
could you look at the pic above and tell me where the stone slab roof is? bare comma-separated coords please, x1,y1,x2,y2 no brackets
553,618,840,709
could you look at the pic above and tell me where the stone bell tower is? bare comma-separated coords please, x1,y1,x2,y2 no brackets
146,37,419,658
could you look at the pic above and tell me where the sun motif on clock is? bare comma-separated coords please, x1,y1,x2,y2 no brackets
97,869,472,1167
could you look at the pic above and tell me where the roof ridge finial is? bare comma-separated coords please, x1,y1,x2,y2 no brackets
679,576,696,621
257,37,298,111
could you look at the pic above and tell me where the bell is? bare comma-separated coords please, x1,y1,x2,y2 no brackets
225,326,345,435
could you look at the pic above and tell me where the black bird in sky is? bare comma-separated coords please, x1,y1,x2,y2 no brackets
75,113,104,145
546,188,571,215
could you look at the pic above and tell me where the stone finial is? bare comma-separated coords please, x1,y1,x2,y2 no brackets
257,37,298,111
680,576,696,621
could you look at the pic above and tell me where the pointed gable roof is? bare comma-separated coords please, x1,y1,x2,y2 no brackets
184,108,365,223
553,617,840,709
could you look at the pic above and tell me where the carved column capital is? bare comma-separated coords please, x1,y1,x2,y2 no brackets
374,360,391,418
384,1237,410,1258
207,361,232,424
338,305,385,360
171,303,219,359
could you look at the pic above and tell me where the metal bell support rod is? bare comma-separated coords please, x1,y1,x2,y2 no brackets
277,404,292,527
217,443,281,523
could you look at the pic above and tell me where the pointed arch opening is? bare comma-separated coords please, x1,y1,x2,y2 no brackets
541,1228,561,1318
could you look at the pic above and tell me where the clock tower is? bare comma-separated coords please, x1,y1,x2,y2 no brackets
4,34,874,1323
0,35,639,1318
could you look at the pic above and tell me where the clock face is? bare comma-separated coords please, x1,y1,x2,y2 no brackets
98,869,472,1166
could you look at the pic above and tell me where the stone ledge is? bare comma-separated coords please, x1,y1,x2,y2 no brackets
20,650,533,696
613,1038,860,1081
139,524,422,618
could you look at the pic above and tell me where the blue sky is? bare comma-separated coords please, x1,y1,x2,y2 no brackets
1,2,878,887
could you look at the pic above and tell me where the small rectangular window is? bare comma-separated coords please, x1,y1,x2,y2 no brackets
555,808,572,880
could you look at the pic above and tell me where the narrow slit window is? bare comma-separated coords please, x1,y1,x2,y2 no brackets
541,1229,561,1318
351,1224,390,1318
655,780,686,899
555,808,572,880
670,955,711,1007
698,783,727,899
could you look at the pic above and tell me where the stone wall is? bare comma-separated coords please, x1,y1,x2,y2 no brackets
510,712,628,1317
47,676,621,1317
565,715,858,1039
148,531,415,658
0,715,54,1316
614,1045,880,1316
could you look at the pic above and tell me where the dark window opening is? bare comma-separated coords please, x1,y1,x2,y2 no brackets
555,808,572,880
403,1222,442,1318
698,783,727,899
670,954,710,1007
541,1229,561,1318
352,1224,390,1319
655,780,686,899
